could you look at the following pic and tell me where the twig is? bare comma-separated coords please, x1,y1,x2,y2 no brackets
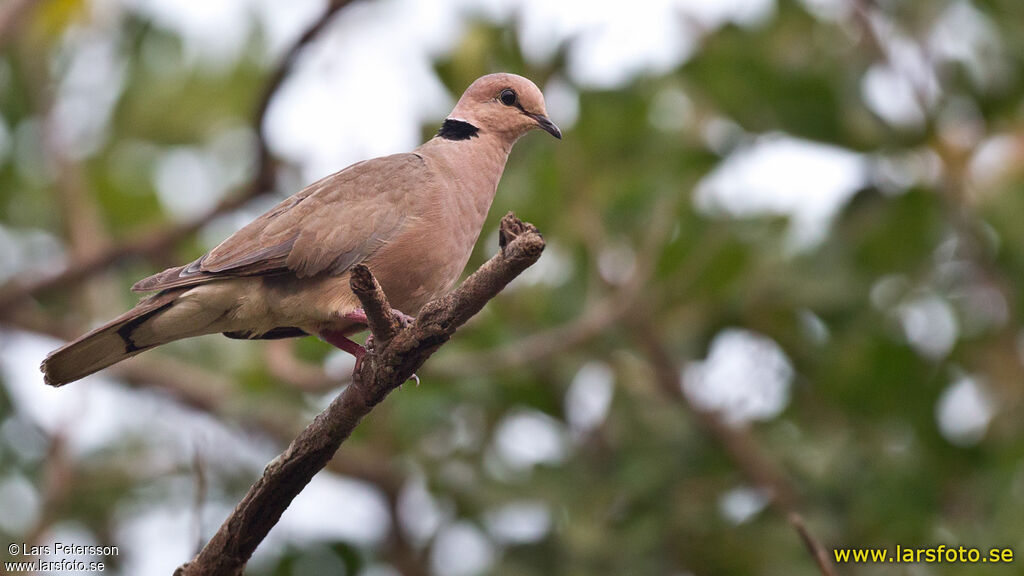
638,328,798,507
790,512,840,576
23,431,74,548
382,489,429,576
174,213,545,576
848,0,937,124
636,325,837,576
0,0,38,46
192,447,208,557
0,0,357,315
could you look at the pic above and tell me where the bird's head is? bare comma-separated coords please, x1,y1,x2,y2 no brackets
443,73,561,142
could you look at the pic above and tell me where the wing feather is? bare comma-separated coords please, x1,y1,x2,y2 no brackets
132,153,429,293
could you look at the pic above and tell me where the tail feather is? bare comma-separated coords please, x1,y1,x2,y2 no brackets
41,291,180,387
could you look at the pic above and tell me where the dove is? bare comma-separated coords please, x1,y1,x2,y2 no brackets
41,73,560,387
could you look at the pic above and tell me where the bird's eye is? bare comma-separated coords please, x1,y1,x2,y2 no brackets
499,89,518,106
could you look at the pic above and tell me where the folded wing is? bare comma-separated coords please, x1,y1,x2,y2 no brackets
133,153,430,293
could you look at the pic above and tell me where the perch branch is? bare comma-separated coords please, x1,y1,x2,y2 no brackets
174,212,545,576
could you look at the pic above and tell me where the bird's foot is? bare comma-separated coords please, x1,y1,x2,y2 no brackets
391,309,416,328
331,309,416,385
387,311,417,386
344,332,415,385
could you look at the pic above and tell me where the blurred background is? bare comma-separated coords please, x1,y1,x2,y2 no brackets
1,0,1023,574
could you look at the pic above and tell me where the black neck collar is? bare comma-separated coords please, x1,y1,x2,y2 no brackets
437,119,479,141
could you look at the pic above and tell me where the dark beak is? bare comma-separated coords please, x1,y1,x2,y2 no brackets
527,112,562,139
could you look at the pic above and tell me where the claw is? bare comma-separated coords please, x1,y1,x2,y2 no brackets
392,309,416,328
397,373,420,391
329,308,415,384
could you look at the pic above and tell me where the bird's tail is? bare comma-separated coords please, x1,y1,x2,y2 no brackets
41,290,185,387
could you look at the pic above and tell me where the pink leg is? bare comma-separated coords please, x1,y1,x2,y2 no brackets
343,309,368,325
328,309,419,385
321,330,367,374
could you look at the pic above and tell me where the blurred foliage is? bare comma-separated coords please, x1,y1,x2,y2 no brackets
2,1,1024,575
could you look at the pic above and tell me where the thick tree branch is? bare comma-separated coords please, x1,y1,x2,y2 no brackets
0,0,357,315
175,213,545,576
